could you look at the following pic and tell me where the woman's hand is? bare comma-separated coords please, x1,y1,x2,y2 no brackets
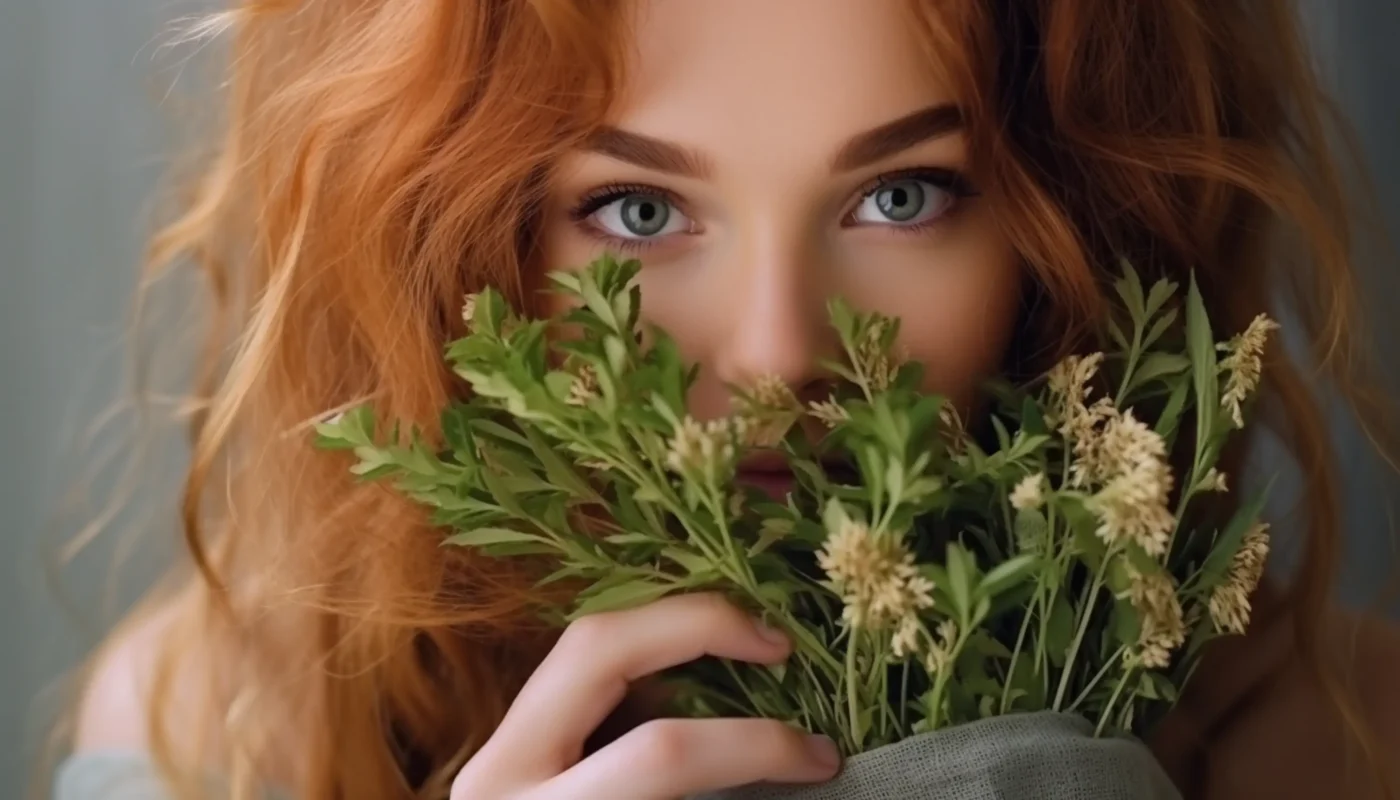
451,593,842,799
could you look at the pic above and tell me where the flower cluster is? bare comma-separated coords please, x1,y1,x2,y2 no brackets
1209,523,1271,635
461,293,478,327
1010,472,1046,511
665,415,744,480
329,256,1281,752
855,318,901,393
1219,314,1279,428
817,514,934,645
808,396,850,429
735,374,802,447
566,363,599,407
1049,355,1176,557
1126,568,1187,669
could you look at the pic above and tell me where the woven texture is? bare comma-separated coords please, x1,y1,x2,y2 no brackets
698,712,1181,800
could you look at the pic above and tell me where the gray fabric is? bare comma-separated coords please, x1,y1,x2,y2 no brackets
700,712,1181,800
52,751,284,800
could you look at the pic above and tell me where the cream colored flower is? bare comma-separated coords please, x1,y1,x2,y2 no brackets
1047,352,1105,439
922,620,958,674
735,374,801,447
1209,523,1270,635
818,516,932,630
939,404,968,451
566,364,599,407
856,320,902,392
1083,410,1176,557
891,615,922,659
1199,467,1229,493
808,397,850,429
1126,567,1186,669
1010,472,1047,511
748,374,799,411
665,416,740,478
1218,314,1279,428
461,293,479,327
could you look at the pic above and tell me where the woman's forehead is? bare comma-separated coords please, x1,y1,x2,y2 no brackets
609,0,960,162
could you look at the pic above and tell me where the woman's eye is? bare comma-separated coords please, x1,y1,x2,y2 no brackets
851,178,955,227
589,193,691,239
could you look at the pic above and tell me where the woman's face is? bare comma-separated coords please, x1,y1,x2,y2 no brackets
542,0,1022,443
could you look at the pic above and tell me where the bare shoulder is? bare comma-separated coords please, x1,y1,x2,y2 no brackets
73,597,211,754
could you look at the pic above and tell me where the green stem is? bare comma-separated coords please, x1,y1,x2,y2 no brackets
1095,666,1136,736
925,629,970,730
1066,645,1127,713
1053,555,1109,710
846,631,861,751
721,660,770,718
1000,587,1040,714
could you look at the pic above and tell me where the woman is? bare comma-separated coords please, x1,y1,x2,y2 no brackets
63,0,1400,798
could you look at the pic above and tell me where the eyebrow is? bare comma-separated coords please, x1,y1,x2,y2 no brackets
583,127,714,180
831,103,964,172
582,102,964,179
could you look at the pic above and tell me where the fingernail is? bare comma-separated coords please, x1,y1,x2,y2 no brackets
806,735,841,769
753,620,789,647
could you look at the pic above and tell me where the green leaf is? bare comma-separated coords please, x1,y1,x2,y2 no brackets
1144,278,1178,319
1020,398,1048,437
1106,318,1131,353
749,518,794,556
1129,352,1190,390
315,405,377,449
480,541,560,557
604,532,659,546
1142,306,1180,351
977,554,1040,599
538,565,586,586
1193,481,1273,593
945,543,976,622
523,426,600,502
1045,593,1076,667
1186,273,1218,449
991,416,1012,451
662,547,714,576
1115,265,1147,327
546,269,582,295
1113,597,1142,649
444,527,547,548
1154,377,1192,441
571,580,675,617
1143,672,1178,703
480,463,530,521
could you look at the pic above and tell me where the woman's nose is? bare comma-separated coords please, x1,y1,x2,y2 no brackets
709,231,831,397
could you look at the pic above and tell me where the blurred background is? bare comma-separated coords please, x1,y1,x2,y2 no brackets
1,0,1398,795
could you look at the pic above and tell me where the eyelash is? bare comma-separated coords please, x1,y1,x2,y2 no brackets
567,168,979,252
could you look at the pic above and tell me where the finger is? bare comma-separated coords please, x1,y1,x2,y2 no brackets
493,593,791,770
545,718,841,799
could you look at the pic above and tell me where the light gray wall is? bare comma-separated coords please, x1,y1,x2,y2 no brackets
2,1,207,793
0,1,1396,795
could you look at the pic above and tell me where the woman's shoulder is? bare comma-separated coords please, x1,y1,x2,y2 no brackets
73,596,217,757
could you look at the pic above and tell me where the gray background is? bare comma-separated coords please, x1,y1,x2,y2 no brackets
0,0,1396,796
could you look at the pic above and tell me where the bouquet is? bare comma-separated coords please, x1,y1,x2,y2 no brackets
316,255,1277,798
